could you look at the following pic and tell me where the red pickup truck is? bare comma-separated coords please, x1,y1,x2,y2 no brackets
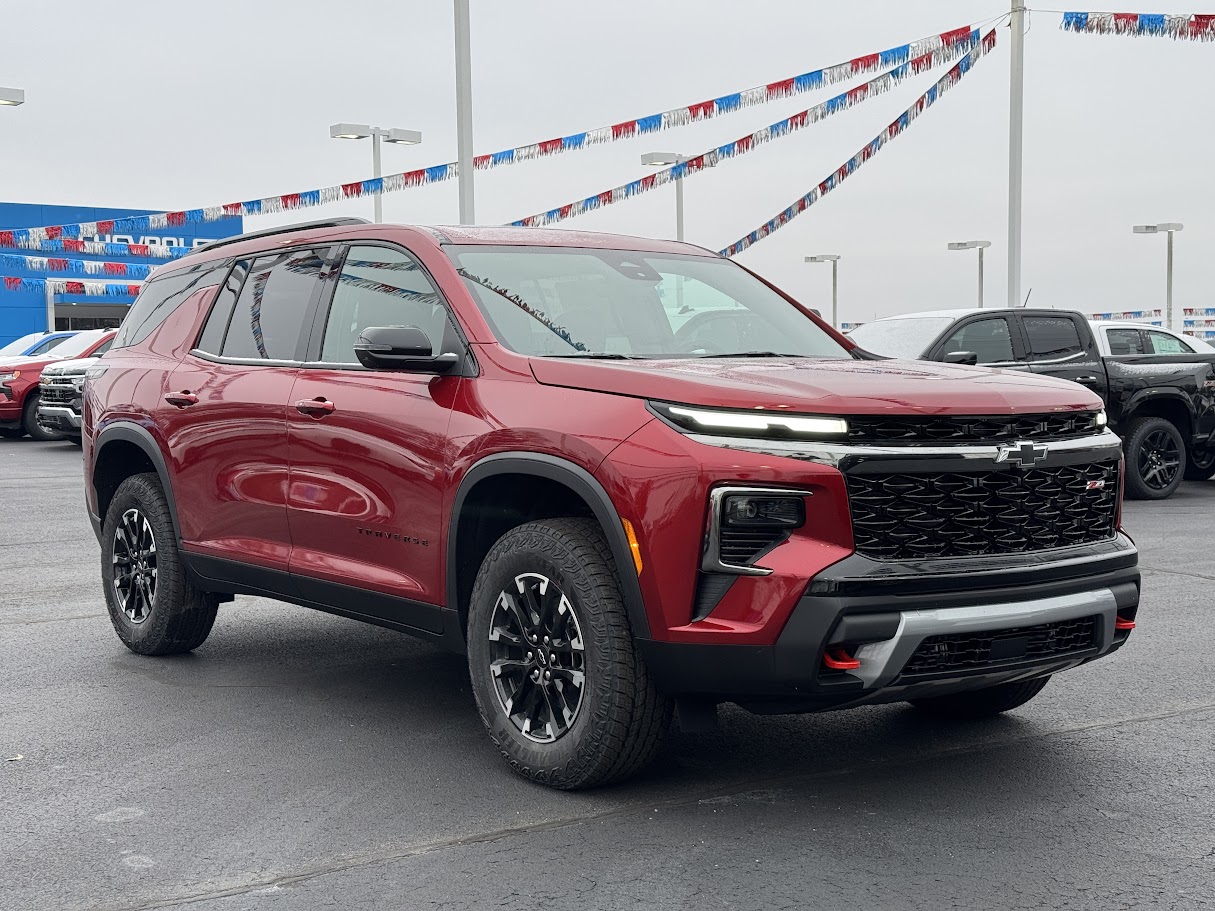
83,219,1139,788
0,329,116,440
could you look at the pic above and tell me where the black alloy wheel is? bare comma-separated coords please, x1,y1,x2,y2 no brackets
111,507,158,624
1138,428,1181,492
1124,416,1185,500
488,572,586,743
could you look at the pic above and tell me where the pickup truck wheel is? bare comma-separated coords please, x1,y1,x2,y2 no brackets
1124,416,1185,500
909,676,1050,720
22,393,63,442
101,473,218,655
1183,446,1215,482
467,518,672,790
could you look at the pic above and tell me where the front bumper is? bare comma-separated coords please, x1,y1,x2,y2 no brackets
37,404,82,433
637,536,1139,711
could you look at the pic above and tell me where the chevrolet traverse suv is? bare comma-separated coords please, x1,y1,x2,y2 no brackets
84,219,1139,788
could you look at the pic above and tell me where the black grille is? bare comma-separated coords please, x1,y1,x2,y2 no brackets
39,385,75,406
846,412,1101,445
718,527,787,565
899,615,1100,679
846,462,1119,560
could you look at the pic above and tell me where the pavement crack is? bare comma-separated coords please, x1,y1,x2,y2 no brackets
86,699,1215,911
1139,564,1215,583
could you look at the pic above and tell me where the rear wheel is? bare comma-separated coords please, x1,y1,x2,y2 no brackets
1183,445,1215,482
467,518,671,789
23,393,63,442
909,676,1050,720
101,473,218,655
1123,416,1185,500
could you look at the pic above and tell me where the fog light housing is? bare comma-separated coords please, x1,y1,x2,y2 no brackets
703,486,813,576
722,495,805,529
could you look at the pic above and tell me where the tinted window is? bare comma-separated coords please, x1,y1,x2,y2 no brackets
113,264,228,349
29,336,67,355
1146,330,1194,355
1024,316,1083,360
220,250,325,360
320,246,448,363
196,262,247,355
1106,328,1146,355
940,317,1014,364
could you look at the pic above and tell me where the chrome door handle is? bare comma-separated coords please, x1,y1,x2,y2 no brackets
164,391,198,408
295,398,335,417
1075,375,1100,384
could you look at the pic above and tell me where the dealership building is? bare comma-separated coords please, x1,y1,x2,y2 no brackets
0,202,243,345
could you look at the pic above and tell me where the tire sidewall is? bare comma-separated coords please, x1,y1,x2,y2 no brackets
1125,417,1185,500
467,525,624,786
23,393,63,442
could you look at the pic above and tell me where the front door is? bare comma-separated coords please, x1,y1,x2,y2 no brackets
285,244,462,631
165,250,330,570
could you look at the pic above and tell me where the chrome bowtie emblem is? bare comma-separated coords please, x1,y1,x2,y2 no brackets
996,440,1049,468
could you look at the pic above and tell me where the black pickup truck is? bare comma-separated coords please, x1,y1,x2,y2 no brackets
847,307,1215,500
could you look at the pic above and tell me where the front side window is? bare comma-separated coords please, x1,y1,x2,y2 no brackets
445,246,848,359
940,317,1015,364
1024,316,1083,361
1106,328,1146,355
1146,330,1194,355
29,335,67,356
319,246,449,363
219,250,325,361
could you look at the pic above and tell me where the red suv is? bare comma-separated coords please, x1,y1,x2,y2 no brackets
84,219,1139,788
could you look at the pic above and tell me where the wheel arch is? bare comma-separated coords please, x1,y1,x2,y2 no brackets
447,453,651,649
92,422,182,545
1122,389,1195,441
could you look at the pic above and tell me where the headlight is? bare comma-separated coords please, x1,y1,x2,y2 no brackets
0,371,19,384
70,375,87,390
1095,410,1108,428
652,402,848,439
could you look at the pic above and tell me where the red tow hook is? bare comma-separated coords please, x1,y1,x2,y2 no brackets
1115,616,1136,631
822,647,861,671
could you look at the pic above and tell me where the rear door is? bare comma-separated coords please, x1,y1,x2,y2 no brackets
163,247,333,571
1018,313,1106,400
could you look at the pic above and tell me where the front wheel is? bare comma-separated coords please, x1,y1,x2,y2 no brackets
23,394,63,442
1123,416,1185,500
467,518,671,789
909,676,1050,720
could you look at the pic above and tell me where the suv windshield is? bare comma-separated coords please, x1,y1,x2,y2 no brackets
445,245,849,359
847,316,957,359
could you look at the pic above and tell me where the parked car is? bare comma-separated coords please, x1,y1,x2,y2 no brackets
847,308,1215,498
84,220,1138,789
0,330,77,363
1089,320,1214,356
0,330,116,440
37,356,105,444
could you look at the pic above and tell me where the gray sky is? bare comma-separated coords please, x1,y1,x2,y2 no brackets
1,0,1210,323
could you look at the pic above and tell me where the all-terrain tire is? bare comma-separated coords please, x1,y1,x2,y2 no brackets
23,393,63,442
467,518,672,789
101,473,218,655
909,676,1050,720
1123,416,1185,500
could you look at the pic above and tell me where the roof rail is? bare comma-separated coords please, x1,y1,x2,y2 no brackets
192,217,371,254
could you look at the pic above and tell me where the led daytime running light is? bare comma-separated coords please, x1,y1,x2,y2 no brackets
667,405,848,436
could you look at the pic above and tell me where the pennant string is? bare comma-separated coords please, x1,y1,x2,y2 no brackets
1061,11,1215,39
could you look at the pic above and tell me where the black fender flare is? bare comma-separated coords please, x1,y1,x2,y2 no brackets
1121,388,1197,439
447,452,652,643
92,421,182,544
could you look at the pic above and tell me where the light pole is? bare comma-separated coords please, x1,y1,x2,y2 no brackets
1008,0,1027,308
948,240,992,308
0,87,24,106
329,123,422,223
805,255,841,327
1133,223,1184,330
641,152,691,241
454,0,475,225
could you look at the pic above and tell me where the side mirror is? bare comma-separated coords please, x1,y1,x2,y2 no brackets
941,350,979,366
353,326,459,373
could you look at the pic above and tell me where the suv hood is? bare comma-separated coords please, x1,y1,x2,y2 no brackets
529,356,1103,415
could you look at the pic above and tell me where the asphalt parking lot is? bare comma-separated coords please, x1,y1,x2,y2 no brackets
2,439,1213,911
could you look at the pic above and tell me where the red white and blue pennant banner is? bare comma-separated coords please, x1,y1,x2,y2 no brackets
720,29,997,257
1,22,986,247
2,276,143,297
0,236,190,261
1062,12,1215,39
509,31,982,228
0,253,154,280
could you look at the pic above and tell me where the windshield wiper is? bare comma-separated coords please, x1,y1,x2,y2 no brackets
548,352,645,360
695,351,807,358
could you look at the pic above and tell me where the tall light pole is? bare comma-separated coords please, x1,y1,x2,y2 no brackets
1008,0,1027,308
948,240,992,308
329,123,422,223
641,152,691,241
1134,223,1184,330
805,255,841,327
454,0,475,225
0,86,24,106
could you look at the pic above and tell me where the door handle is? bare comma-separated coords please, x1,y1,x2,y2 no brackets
295,397,335,417
164,391,198,408
1075,375,1100,385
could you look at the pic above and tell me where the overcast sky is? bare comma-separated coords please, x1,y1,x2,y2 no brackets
1,0,1210,323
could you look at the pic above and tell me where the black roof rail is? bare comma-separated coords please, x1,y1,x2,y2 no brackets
191,217,371,254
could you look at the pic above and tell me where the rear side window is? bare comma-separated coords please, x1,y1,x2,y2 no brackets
1106,328,1146,355
940,317,1015,364
1146,330,1194,355
112,265,228,349
215,250,325,361
1023,316,1083,360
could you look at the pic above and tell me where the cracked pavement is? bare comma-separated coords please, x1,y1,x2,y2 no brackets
2,440,1213,910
